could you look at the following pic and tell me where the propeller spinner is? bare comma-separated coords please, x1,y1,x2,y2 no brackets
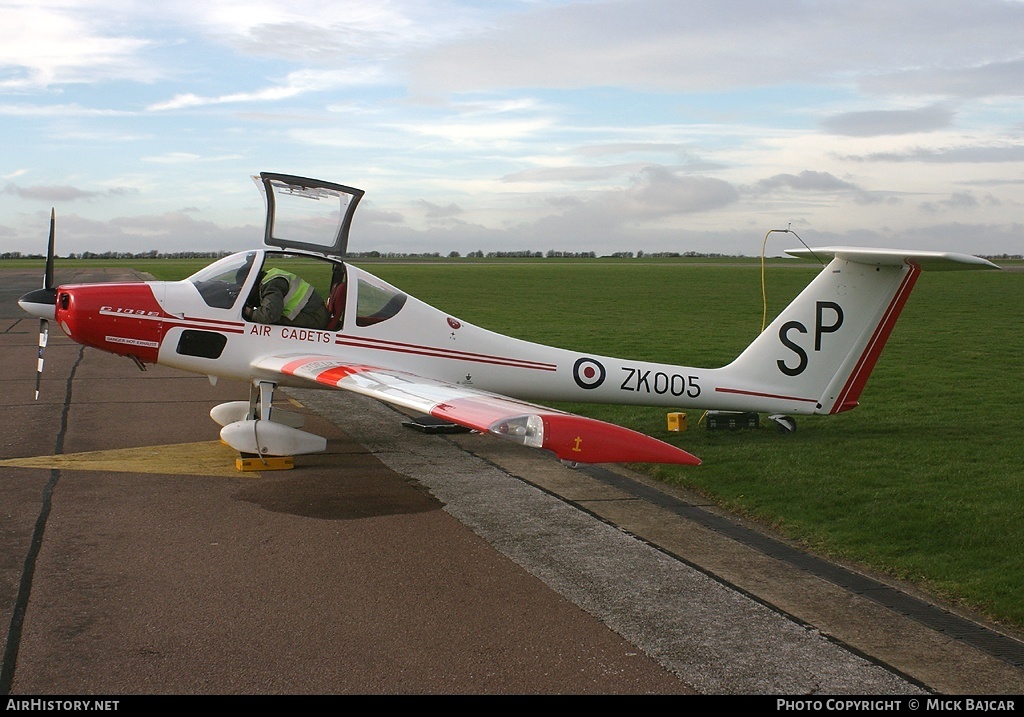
17,209,57,399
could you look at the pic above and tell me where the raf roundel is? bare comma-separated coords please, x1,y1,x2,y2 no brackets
573,357,606,390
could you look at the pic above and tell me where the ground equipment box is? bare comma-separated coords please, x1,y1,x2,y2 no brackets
666,412,688,432
706,411,760,430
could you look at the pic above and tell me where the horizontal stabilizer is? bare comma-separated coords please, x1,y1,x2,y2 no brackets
786,246,1000,271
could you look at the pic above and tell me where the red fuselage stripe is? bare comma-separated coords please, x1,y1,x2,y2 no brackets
714,387,819,404
98,309,246,334
181,315,245,328
334,335,558,371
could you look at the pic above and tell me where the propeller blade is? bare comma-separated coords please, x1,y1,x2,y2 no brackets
44,208,55,290
27,210,56,400
35,319,48,400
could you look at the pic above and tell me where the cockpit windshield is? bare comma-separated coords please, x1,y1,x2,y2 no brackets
187,252,257,309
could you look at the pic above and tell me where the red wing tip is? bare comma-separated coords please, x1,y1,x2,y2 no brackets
539,414,702,466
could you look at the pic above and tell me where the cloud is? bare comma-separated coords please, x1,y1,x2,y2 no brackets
755,171,859,193
141,152,244,164
574,142,695,158
16,0,1023,104
843,145,1024,163
417,200,464,219
389,117,554,147
177,3,458,63
359,206,405,224
861,59,1024,99
410,0,1024,96
146,68,376,111
40,210,260,254
627,167,739,214
918,191,999,215
0,103,130,117
0,5,156,89
226,21,395,63
522,167,740,239
3,183,138,203
501,164,656,184
821,105,955,137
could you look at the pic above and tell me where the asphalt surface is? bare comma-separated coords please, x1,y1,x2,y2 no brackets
1,267,1022,695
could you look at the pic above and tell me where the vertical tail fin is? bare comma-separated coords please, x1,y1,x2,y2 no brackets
719,248,999,415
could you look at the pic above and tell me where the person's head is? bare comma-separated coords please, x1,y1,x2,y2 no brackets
243,269,266,304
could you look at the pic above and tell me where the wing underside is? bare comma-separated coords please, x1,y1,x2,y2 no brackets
255,354,700,466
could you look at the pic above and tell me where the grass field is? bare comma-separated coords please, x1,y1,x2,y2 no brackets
6,255,1023,628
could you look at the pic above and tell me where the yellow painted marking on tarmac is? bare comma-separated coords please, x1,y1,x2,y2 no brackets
0,441,251,478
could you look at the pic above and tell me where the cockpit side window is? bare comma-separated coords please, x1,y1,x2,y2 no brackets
187,252,257,309
356,275,407,327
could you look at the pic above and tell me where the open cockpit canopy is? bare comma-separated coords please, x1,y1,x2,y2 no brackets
254,172,364,258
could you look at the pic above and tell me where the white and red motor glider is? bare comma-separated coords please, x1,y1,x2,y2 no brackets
18,173,1000,466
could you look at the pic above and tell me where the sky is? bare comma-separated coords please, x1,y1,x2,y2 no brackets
1,0,1023,257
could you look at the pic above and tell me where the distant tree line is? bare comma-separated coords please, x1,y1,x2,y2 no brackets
0,250,236,260
4,249,1020,261
68,250,234,260
348,251,445,258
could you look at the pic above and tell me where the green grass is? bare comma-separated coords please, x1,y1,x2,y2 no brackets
6,256,1023,626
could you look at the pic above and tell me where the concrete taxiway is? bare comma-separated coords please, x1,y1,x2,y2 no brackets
1,268,1022,694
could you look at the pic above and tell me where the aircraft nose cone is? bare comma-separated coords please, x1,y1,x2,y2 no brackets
18,287,57,321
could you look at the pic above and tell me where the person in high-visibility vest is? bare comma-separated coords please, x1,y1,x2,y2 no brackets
243,268,330,329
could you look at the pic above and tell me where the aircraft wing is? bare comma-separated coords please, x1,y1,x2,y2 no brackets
254,354,701,466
